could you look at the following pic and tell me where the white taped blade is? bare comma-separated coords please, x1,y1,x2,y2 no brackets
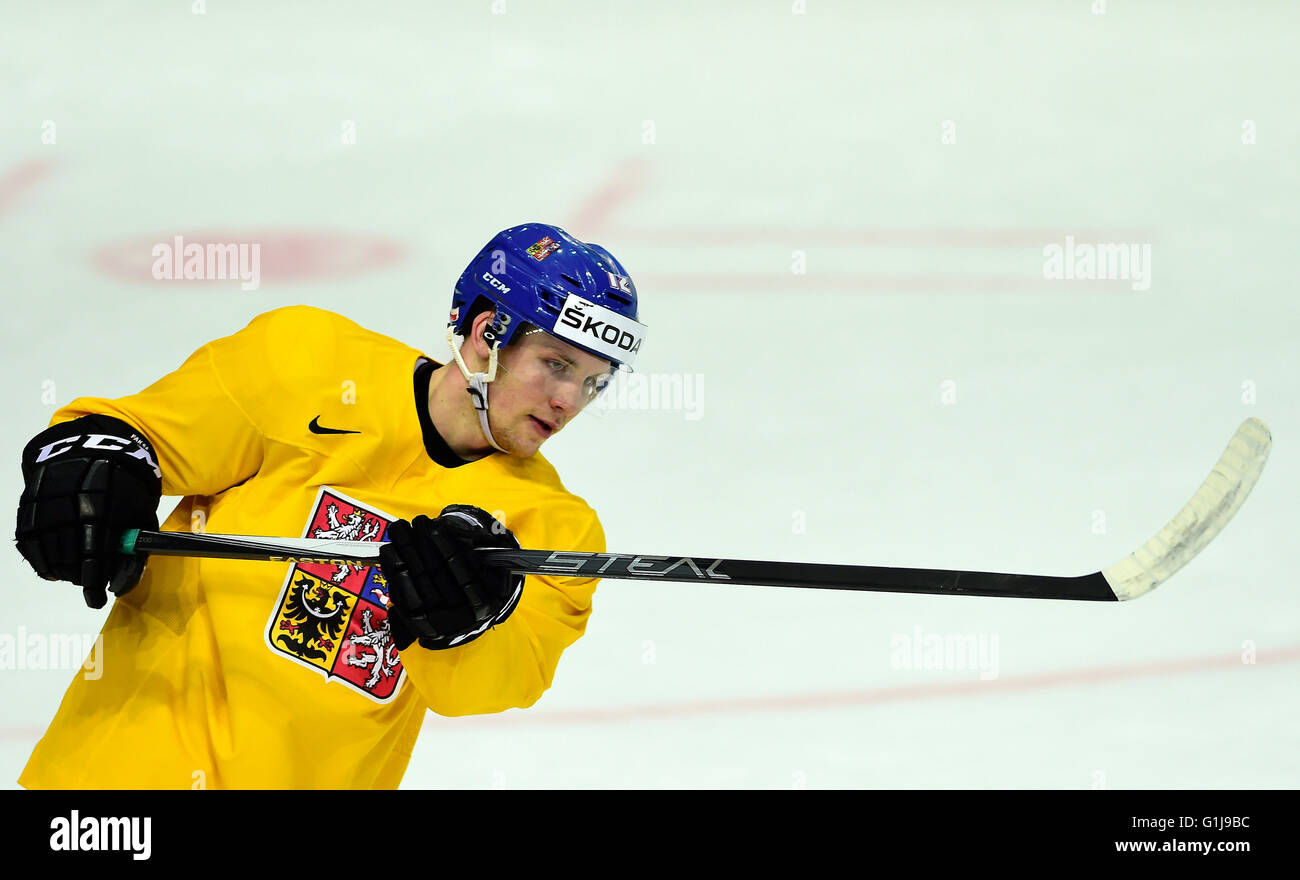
1102,418,1271,601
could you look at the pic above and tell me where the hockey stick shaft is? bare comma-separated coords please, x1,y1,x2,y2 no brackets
118,418,1271,603
119,527,1116,600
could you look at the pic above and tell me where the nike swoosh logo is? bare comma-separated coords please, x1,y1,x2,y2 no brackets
309,416,360,435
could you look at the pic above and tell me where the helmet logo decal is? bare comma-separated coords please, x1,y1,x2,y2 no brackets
482,271,510,295
527,236,560,261
605,270,632,294
554,294,646,366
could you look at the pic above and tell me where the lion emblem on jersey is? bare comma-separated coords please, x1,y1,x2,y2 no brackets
313,502,383,584
264,488,404,702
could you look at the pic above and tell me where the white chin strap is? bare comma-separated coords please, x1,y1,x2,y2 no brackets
446,326,509,454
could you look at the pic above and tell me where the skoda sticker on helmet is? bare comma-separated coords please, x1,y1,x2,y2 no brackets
553,293,646,366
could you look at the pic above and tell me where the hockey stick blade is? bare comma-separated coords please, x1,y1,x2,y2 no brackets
120,418,1270,602
1098,416,1270,600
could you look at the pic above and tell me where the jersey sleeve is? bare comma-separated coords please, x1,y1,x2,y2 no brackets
396,499,607,717
47,307,329,497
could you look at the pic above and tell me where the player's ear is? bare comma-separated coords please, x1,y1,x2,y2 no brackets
469,309,495,361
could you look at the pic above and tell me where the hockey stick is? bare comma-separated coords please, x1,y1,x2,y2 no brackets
120,418,1271,602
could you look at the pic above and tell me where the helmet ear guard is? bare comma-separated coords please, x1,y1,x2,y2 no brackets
452,297,523,349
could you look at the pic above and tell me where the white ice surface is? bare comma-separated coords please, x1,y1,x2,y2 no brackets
0,1,1296,789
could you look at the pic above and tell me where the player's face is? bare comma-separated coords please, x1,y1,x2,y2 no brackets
487,329,615,456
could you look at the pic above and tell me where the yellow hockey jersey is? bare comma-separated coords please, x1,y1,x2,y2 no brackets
19,305,605,789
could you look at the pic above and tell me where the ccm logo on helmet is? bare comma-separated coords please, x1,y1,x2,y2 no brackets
482,271,510,295
553,294,646,364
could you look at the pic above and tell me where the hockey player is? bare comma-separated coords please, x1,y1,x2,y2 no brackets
14,223,647,788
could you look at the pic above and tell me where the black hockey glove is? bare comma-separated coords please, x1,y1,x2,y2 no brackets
380,505,524,651
16,415,162,609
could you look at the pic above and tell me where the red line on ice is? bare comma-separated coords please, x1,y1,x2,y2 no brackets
639,272,1137,293
568,158,650,236
602,226,1155,247
428,644,1300,729
0,159,55,217
3,645,1293,744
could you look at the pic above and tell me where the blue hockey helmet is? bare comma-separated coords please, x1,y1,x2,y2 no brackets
449,223,646,370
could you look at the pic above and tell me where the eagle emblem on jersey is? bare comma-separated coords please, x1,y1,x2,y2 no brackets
264,488,404,702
